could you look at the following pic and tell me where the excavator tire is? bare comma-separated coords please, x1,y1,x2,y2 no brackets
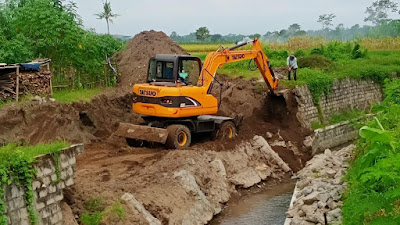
214,121,237,140
166,125,191,149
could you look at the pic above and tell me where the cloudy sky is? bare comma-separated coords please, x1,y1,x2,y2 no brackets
75,0,398,36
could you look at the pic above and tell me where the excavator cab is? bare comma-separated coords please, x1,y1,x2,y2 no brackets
147,55,202,86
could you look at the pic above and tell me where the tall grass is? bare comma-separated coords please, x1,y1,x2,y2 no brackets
361,37,400,50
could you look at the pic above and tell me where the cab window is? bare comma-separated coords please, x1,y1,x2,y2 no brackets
148,59,174,82
178,59,200,85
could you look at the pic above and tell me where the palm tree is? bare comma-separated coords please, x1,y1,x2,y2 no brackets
95,0,119,35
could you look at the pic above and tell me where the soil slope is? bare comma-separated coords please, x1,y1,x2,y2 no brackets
115,30,189,91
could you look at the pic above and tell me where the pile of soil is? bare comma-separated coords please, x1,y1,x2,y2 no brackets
0,92,138,145
115,30,188,91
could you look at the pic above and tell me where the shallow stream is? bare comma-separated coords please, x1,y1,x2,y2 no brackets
210,181,295,225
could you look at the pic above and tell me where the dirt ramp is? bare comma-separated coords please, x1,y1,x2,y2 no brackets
115,30,189,91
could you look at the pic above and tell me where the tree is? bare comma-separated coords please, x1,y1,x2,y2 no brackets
318,13,336,29
95,0,119,35
195,27,210,41
335,23,345,40
365,0,398,24
210,34,222,42
288,23,301,33
170,31,178,38
249,33,261,39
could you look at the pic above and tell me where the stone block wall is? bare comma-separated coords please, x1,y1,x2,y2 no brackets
294,78,383,129
4,144,83,225
293,85,320,129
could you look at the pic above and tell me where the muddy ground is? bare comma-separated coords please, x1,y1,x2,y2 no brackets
0,30,313,224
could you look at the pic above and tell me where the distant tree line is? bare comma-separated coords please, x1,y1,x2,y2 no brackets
170,0,400,43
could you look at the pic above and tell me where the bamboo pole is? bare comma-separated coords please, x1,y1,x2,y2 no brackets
47,63,53,96
16,66,19,102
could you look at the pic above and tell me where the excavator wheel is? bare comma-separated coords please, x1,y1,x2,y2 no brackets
214,121,237,140
166,125,191,149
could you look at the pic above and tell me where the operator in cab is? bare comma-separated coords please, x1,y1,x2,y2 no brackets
287,53,298,81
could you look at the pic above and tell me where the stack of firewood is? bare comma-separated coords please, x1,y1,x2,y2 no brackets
0,69,52,100
18,70,52,96
0,73,16,100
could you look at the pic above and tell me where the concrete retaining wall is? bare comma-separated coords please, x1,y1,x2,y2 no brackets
312,121,358,156
311,115,373,155
4,144,83,225
294,78,383,129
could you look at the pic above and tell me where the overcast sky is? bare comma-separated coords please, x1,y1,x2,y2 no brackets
74,0,397,36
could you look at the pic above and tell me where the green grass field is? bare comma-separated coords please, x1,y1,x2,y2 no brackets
52,88,101,103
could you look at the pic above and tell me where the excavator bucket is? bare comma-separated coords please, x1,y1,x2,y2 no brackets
114,123,169,144
275,89,289,96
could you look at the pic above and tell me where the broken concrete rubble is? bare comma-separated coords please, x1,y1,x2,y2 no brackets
284,145,354,225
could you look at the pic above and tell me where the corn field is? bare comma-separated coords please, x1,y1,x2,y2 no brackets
361,37,400,50
181,37,400,54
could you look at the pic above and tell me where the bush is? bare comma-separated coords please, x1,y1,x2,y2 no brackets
311,46,325,55
383,79,400,105
298,55,332,70
351,43,368,59
296,68,334,103
263,47,289,60
294,49,306,57
310,42,368,61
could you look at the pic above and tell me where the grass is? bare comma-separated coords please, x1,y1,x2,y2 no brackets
52,88,101,103
80,198,125,225
0,99,12,108
0,141,69,163
0,88,101,109
311,109,366,130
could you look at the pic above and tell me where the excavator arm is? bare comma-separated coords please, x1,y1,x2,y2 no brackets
198,38,279,94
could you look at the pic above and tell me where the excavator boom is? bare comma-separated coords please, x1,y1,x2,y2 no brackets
199,39,279,94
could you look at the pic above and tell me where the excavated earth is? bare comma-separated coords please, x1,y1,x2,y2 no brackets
0,30,313,224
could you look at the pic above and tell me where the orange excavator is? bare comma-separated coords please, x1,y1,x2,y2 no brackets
115,38,279,149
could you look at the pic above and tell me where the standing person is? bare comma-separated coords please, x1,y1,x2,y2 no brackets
287,53,298,81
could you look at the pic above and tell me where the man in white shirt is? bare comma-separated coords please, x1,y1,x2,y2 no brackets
287,54,298,81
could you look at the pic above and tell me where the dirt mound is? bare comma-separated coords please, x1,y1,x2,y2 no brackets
204,74,312,171
115,30,188,91
0,92,138,145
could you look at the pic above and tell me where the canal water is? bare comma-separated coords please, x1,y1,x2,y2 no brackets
210,182,295,225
